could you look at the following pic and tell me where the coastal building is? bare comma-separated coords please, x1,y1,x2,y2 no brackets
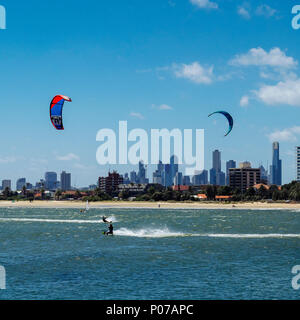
271,142,282,185
45,172,58,190
2,180,11,190
98,171,123,195
16,178,26,191
229,164,261,193
226,160,236,185
60,171,71,191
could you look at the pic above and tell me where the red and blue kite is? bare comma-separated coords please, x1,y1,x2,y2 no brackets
50,95,72,130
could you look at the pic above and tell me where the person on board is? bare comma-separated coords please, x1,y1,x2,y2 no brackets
105,223,114,236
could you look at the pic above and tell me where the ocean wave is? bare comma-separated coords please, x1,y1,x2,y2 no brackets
115,227,184,238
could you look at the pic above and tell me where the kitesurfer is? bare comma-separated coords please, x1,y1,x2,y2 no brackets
102,216,110,223
105,223,114,236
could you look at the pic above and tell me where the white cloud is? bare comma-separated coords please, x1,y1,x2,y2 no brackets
56,153,80,161
238,6,251,19
240,95,249,107
230,47,297,69
267,127,300,142
190,0,218,9
152,104,173,111
173,62,214,84
159,104,173,110
255,78,300,106
130,112,144,120
256,4,276,18
0,156,18,164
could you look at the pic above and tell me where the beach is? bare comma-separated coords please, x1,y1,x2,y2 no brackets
0,200,299,210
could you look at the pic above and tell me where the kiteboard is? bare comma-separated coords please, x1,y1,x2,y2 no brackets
102,232,113,236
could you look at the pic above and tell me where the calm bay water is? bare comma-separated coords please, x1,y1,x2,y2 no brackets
0,207,300,300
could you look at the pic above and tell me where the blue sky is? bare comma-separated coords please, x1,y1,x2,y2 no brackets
0,0,299,187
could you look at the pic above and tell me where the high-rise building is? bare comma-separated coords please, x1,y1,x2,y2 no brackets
45,172,58,190
123,173,130,184
170,155,179,184
174,172,183,186
271,142,282,185
16,178,26,191
259,165,268,184
153,161,164,185
210,150,225,186
130,171,137,183
192,170,208,185
2,180,11,190
60,171,71,191
163,164,172,187
226,160,236,185
183,176,191,186
229,166,261,193
98,171,123,195
137,161,148,184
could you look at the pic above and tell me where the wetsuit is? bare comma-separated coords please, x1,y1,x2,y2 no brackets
102,216,109,223
106,224,113,236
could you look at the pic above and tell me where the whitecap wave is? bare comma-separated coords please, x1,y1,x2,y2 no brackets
196,233,300,238
115,227,184,238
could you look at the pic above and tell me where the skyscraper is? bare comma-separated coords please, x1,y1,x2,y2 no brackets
163,164,172,187
192,170,208,185
271,142,282,186
130,171,137,183
170,155,179,184
226,160,236,185
60,171,71,191
210,150,225,186
137,161,148,184
174,172,183,186
183,176,191,186
45,172,58,190
153,161,163,185
16,178,26,191
2,180,11,190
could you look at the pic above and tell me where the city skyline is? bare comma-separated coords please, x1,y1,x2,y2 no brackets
1,140,287,191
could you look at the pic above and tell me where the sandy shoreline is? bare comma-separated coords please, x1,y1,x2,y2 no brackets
0,200,299,210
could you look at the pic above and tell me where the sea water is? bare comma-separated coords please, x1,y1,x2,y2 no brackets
0,207,300,300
